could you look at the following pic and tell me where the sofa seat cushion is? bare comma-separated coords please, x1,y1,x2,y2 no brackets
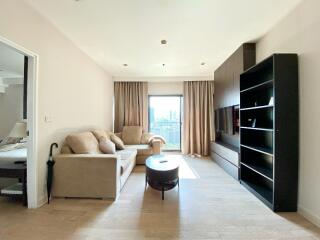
125,144,153,156
116,149,137,175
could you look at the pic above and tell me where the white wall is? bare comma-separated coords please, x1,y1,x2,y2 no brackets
0,84,23,139
148,82,183,95
257,0,320,226
0,0,114,206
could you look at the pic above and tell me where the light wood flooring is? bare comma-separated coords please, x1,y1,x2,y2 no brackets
0,155,319,240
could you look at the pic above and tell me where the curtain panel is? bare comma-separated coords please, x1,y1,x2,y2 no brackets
183,81,214,156
114,82,148,132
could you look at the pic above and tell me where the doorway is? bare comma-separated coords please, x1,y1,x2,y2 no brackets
148,95,182,151
0,36,38,208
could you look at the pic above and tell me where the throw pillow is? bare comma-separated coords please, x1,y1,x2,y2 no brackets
110,134,125,150
66,132,100,154
92,129,110,141
60,144,74,154
99,136,116,154
149,135,166,145
122,126,143,144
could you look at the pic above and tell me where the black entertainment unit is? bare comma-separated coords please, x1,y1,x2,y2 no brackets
212,43,256,179
239,54,298,212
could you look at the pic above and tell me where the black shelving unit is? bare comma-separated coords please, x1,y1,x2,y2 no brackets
239,54,298,212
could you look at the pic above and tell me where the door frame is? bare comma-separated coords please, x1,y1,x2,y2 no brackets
0,35,39,208
148,95,183,151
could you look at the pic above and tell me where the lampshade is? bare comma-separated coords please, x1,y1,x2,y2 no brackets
9,121,27,138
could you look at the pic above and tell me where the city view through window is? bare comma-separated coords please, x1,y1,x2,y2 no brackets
149,96,182,150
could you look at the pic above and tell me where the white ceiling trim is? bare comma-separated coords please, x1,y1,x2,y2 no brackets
113,76,213,82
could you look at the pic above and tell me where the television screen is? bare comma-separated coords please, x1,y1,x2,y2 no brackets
215,105,239,135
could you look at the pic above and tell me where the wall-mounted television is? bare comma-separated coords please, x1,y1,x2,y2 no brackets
215,105,239,136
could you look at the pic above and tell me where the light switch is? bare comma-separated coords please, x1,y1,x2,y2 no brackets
44,116,53,123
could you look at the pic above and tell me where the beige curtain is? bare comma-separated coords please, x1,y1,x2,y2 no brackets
114,82,148,132
183,81,214,156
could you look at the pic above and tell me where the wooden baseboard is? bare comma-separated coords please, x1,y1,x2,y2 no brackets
298,205,320,227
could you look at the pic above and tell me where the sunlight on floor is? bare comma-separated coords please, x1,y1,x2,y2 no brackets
177,156,199,179
161,153,200,179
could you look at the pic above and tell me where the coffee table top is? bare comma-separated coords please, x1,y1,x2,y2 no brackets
146,155,180,172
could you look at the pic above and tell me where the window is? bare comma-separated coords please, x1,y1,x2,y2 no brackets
149,96,182,151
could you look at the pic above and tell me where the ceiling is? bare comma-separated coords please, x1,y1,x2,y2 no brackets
25,0,302,79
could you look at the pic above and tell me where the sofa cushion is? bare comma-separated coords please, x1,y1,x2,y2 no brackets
66,132,100,154
122,126,143,145
110,134,125,150
116,149,137,174
140,132,154,144
92,129,110,141
99,136,116,154
125,144,153,156
60,144,74,154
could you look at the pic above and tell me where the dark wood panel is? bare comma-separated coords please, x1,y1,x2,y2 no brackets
214,43,256,110
211,152,239,180
273,54,299,212
213,43,256,179
243,44,256,70
211,141,239,167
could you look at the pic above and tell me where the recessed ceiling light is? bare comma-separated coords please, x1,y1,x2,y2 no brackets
201,62,206,65
123,64,128,67
161,40,167,45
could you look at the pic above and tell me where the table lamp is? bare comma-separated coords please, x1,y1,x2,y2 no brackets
9,121,27,141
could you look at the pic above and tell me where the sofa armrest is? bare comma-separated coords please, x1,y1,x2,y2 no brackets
52,154,121,199
151,139,161,154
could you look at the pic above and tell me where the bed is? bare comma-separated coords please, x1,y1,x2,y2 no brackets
0,144,27,188
0,144,27,164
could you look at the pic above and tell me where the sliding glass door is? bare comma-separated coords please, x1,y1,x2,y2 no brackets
149,96,182,151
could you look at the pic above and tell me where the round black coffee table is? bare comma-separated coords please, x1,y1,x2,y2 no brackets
145,155,180,200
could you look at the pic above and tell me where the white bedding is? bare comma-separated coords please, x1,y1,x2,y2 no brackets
0,148,27,163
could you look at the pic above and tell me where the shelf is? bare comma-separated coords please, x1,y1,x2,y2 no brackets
240,105,273,111
239,54,299,212
240,80,273,93
240,179,273,209
240,144,273,156
240,127,273,132
241,162,273,181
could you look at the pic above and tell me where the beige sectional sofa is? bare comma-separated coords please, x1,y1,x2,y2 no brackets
52,126,162,200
